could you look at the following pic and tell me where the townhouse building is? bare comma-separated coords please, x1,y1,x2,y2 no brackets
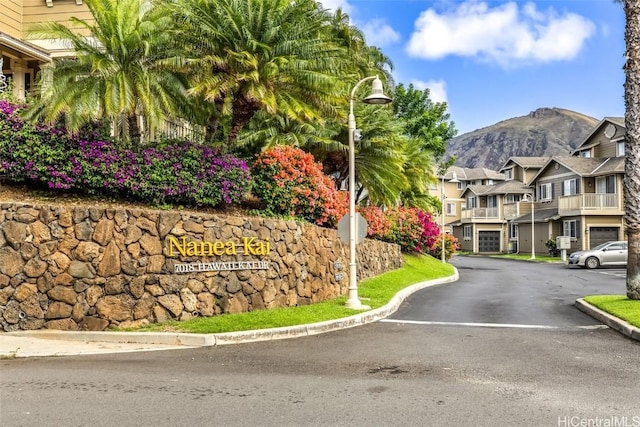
431,166,505,249
1,0,89,99
449,117,626,255
449,160,544,254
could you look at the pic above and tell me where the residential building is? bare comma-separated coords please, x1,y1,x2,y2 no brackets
450,116,626,255
431,166,505,248
1,0,89,99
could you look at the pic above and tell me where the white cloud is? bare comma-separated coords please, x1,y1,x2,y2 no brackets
316,0,352,14
406,1,595,67
411,79,448,104
362,19,401,47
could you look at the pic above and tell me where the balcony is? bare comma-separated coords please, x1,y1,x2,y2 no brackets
461,207,500,220
559,194,622,215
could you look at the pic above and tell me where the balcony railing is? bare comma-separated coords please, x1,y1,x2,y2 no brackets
559,194,620,211
462,207,500,219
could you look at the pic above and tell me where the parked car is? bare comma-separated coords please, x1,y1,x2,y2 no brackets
568,241,628,269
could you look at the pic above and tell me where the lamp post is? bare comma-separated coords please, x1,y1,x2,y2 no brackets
441,171,459,262
522,193,536,259
345,76,392,309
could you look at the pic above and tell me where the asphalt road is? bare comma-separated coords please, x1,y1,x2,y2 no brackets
389,255,627,327
1,257,639,427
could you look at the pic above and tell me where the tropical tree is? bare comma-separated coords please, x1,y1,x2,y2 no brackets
349,104,409,206
393,83,457,160
623,0,640,299
24,0,188,144
167,0,349,147
237,111,339,155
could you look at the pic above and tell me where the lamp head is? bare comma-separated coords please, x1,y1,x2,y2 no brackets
362,77,393,105
449,171,460,184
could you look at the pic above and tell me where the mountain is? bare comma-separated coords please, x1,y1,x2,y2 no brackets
447,107,600,170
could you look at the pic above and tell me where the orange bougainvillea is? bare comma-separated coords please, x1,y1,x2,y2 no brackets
251,146,348,227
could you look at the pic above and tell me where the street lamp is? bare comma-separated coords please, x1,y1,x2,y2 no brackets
522,193,536,259
441,171,459,262
345,76,392,310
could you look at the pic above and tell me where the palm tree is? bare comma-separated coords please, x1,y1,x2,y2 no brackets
318,101,408,207
237,111,339,154
623,0,640,299
168,0,349,146
25,0,187,144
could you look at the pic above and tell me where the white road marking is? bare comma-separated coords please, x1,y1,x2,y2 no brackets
597,270,626,278
380,319,608,330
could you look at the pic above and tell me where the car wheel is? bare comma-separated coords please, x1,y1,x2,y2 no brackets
585,257,600,269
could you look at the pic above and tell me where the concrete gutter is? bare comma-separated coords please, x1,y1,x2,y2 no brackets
575,298,640,342
4,269,459,350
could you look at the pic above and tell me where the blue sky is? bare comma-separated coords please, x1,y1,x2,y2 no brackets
319,0,626,135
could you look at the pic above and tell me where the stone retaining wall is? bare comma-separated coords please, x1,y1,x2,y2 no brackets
0,202,403,331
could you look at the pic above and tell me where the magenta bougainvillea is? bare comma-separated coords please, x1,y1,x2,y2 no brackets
0,100,250,207
358,205,443,254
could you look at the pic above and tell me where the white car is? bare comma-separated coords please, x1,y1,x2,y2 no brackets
568,241,628,269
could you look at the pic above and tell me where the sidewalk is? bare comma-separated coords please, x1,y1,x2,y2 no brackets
1,272,460,359
3,271,638,359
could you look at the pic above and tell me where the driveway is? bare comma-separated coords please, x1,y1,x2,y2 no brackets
387,255,627,328
2,256,639,427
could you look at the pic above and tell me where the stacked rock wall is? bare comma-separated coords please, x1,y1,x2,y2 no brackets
0,202,403,331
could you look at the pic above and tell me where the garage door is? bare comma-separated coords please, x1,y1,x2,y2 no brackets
478,231,501,253
589,227,619,248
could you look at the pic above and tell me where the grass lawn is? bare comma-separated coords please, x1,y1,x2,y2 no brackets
583,295,640,328
126,253,455,334
488,253,562,263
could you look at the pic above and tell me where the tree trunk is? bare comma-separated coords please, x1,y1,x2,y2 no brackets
205,113,219,143
624,0,640,299
128,114,141,145
227,94,260,148
204,97,225,144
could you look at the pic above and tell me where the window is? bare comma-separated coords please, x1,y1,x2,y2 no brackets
486,179,494,185
505,194,521,204
504,169,513,180
562,178,578,196
487,195,498,208
563,220,580,239
596,176,616,194
463,225,472,241
617,142,625,157
580,150,592,158
509,223,518,240
539,183,553,201
457,181,466,190
466,196,477,209
446,202,456,216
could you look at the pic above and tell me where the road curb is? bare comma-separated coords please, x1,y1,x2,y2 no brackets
7,269,459,347
575,298,640,342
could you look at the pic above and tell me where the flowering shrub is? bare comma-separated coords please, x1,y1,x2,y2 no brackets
358,206,441,253
358,206,392,238
430,233,460,261
0,101,250,207
251,146,348,227
0,100,80,189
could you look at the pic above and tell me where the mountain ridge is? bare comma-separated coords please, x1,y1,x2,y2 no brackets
447,107,601,170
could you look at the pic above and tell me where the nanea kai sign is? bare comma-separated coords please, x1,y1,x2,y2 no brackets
167,236,271,274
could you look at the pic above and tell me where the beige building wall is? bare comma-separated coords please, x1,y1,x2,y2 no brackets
1,0,92,99
1,0,24,39
23,0,92,56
